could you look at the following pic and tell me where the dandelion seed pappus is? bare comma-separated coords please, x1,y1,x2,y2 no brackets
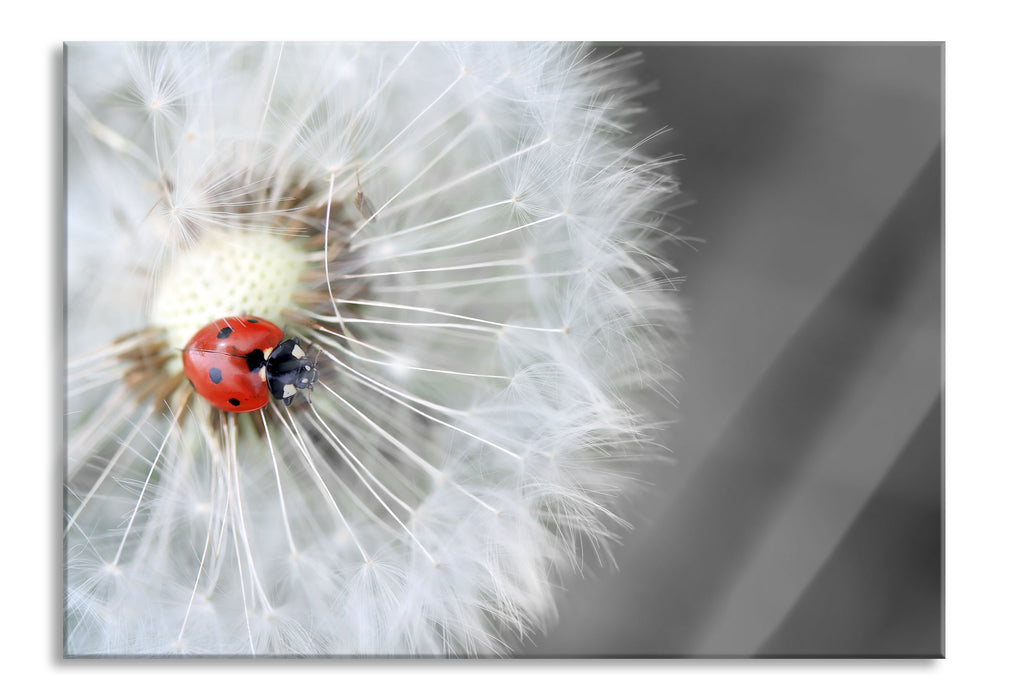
181,316,319,412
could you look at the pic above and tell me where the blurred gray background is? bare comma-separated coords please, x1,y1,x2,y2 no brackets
521,43,942,657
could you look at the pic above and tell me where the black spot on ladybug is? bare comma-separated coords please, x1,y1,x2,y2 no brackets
228,398,241,407
245,348,266,372
247,318,259,323
217,326,233,339
208,367,223,384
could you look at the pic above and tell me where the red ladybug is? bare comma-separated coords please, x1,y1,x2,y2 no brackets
181,316,319,413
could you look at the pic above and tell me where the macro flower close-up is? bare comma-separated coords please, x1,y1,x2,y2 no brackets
64,42,681,656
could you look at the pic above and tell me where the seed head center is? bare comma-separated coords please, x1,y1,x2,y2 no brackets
150,230,308,372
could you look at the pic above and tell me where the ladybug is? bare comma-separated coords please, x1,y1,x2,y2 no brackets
181,316,319,413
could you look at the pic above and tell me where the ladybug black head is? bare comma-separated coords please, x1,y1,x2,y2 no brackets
265,338,319,405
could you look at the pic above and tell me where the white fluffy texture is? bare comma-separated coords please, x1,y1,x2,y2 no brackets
65,42,681,656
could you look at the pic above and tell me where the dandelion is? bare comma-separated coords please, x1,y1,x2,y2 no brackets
65,42,682,656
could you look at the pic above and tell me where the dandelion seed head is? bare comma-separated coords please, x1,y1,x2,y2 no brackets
65,41,683,656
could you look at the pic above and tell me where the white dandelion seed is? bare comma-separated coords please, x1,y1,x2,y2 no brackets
65,41,684,656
